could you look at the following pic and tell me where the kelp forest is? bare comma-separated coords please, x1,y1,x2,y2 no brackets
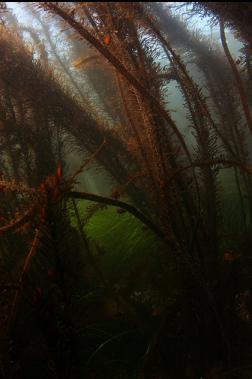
0,2,251,378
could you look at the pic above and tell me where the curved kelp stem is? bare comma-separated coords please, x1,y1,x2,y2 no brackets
68,191,165,241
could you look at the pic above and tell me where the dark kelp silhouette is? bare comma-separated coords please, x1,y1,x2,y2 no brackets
0,2,251,378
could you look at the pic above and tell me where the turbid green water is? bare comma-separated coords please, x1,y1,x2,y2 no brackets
70,200,163,280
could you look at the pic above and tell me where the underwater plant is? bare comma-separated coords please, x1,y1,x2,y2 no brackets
0,2,251,378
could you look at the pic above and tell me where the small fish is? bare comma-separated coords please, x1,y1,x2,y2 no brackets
104,34,111,46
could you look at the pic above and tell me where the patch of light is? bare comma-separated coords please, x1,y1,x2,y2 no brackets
168,1,242,57
6,2,41,28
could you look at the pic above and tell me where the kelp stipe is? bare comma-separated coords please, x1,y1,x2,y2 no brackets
0,2,251,378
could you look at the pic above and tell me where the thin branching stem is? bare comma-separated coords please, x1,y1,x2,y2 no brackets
68,191,165,240
39,2,194,168
220,18,252,137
